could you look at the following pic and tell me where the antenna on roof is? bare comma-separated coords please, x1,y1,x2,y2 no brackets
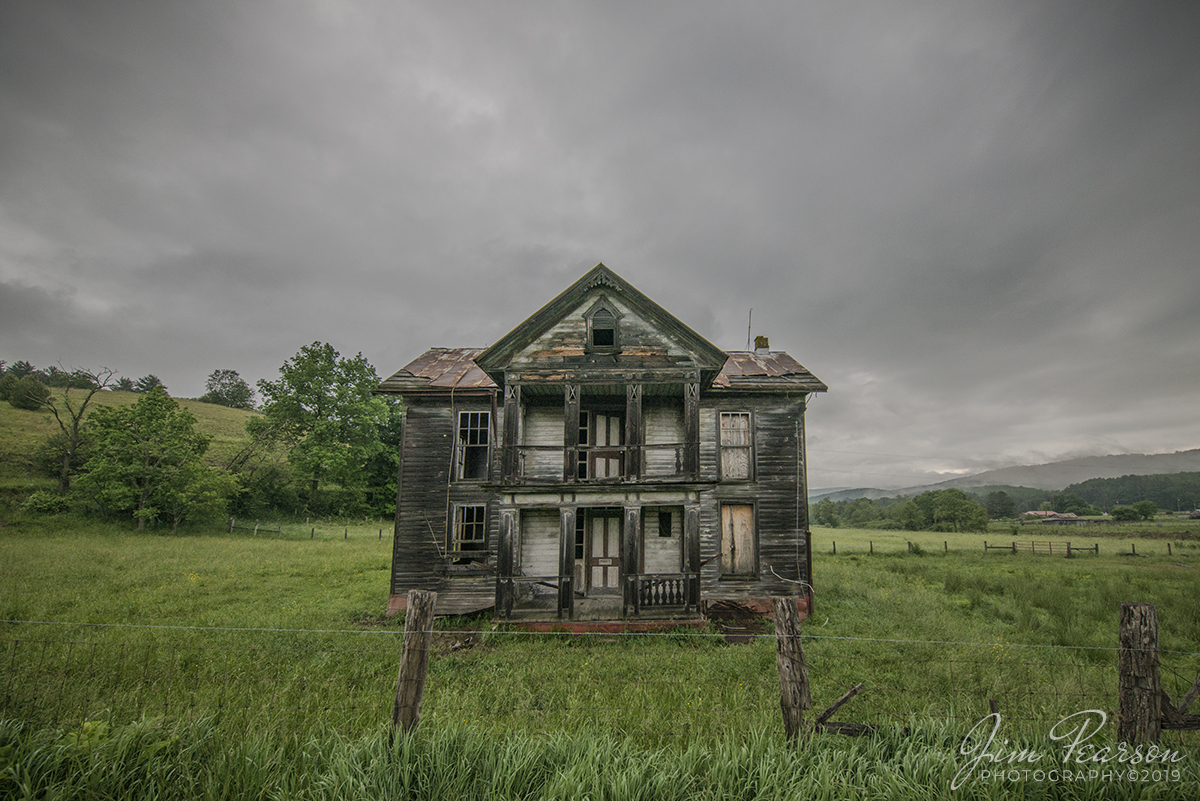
746,308,752,351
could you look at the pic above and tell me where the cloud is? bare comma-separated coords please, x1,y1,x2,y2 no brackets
1,0,1198,485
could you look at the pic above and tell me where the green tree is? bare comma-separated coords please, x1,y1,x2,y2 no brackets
984,490,1016,519
1131,500,1158,521
133,374,166,394
812,497,839,527
114,376,135,392
78,386,233,531
199,369,256,410
7,375,50,410
254,342,394,512
1049,492,1101,516
1110,505,1140,521
932,489,989,532
7,360,36,378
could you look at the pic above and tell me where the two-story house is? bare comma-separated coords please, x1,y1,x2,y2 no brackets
379,264,826,623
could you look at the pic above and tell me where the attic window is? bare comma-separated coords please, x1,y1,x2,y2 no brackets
592,314,615,347
584,299,622,353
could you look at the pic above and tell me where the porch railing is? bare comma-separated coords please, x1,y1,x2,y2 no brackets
634,573,698,613
502,443,686,483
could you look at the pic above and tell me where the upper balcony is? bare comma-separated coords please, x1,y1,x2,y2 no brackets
497,381,701,487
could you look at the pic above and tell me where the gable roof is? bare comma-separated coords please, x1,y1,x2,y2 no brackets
473,263,730,385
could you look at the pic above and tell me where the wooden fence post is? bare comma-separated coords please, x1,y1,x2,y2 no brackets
1118,602,1161,744
773,596,811,744
392,589,437,734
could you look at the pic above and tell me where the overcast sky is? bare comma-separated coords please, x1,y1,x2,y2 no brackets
2,1,1198,490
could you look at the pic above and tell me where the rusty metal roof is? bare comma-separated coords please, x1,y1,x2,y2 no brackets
377,348,497,394
379,347,825,394
710,351,827,392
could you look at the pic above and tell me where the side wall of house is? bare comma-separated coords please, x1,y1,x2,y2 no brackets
390,395,498,615
696,393,810,604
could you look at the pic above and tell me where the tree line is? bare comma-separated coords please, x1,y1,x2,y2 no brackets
810,476,1197,531
4,345,400,530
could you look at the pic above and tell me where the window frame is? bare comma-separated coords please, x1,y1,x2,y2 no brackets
455,410,491,481
583,298,623,354
718,411,754,481
451,503,487,561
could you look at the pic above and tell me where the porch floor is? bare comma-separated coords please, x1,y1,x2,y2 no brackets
502,596,705,630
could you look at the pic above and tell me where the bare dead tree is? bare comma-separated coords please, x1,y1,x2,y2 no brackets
40,366,117,492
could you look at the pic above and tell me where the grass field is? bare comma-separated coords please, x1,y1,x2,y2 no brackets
1,517,1198,798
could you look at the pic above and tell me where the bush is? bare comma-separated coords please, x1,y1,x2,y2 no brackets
21,491,70,515
0,373,16,400
7,375,50,410
1110,506,1140,521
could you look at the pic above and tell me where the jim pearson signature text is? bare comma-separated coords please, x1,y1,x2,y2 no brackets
952,710,1185,789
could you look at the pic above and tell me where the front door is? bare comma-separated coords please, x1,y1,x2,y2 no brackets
587,513,622,594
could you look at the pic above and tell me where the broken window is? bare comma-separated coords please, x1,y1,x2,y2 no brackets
456,411,490,480
719,412,752,480
453,504,487,559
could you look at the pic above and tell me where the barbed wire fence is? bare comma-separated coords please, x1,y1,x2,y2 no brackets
2,601,1197,748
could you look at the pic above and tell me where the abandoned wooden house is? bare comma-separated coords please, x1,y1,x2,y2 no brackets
378,263,826,623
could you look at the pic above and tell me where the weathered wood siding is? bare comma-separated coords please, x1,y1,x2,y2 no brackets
644,401,684,477
390,396,499,615
521,403,562,480
641,506,683,573
518,509,560,576
696,395,810,601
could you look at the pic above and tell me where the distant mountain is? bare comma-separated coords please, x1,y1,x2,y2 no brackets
811,449,1200,501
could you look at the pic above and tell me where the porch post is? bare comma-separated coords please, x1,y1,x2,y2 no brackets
685,502,701,611
683,378,700,479
564,383,580,482
495,508,517,618
625,383,643,480
559,507,576,620
501,383,521,481
623,505,641,617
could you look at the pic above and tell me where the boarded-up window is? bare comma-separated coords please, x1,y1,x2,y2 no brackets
720,504,755,575
720,412,752,480
453,505,486,558
457,411,490,480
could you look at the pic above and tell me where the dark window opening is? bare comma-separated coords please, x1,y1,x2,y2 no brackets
658,511,672,538
457,411,490,480
574,515,586,560
453,505,487,563
591,327,615,347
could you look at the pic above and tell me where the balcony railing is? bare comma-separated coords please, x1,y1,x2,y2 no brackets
501,443,687,483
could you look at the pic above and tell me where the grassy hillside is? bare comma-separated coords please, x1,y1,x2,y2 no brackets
0,389,260,483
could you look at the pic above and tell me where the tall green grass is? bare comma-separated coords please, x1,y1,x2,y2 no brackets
3,717,1194,800
1,519,1198,796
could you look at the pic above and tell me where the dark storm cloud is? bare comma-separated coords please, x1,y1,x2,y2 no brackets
2,0,1198,489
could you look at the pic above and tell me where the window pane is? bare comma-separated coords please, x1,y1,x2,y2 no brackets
456,505,486,552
